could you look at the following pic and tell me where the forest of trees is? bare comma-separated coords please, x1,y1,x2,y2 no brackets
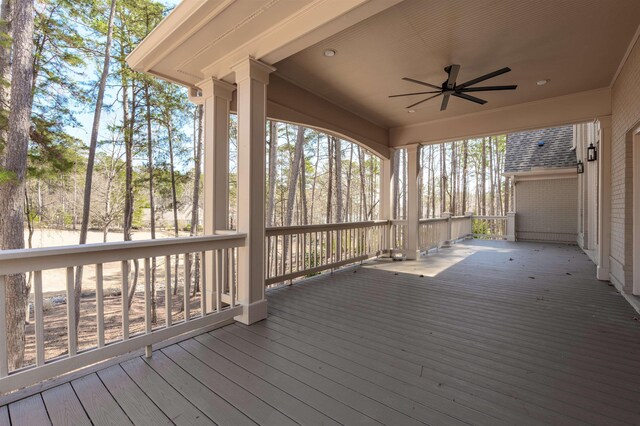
0,0,511,370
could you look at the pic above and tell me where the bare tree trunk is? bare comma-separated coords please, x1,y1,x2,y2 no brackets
300,145,308,225
345,145,353,221
358,147,367,220
489,136,495,216
334,137,342,223
190,105,202,296
0,0,12,154
481,138,487,215
310,134,320,224
326,135,333,224
266,121,277,227
285,126,304,227
451,142,457,215
72,160,78,230
393,149,399,219
168,124,180,295
462,140,468,213
124,78,140,307
440,143,447,213
0,0,34,370
75,0,116,330
144,81,157,321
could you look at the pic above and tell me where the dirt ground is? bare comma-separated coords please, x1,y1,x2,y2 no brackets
20,284,203,370
14,228,201,370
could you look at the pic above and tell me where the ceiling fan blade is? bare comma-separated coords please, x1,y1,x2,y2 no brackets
457,67,511,89
440,94,450,111
407,93,442,109
389,90,441,98
445,64,460,89
452,92,487,105
402,77,441,90
459,85,517,92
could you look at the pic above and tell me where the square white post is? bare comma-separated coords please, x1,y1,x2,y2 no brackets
506,212,516,242
406,144,420,259
200,78,234,312
440,212,452,246
465,211,474,237
380,148,395,253
232,58,274,324
596,116,611,280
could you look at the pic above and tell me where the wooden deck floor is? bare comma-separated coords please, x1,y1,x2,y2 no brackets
2,240,640,425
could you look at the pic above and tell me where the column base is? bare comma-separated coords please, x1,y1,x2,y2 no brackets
235,299,268,325
596,265,610,281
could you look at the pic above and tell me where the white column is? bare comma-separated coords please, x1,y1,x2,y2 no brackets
200,78,234,312
465,211,473,237
380,148,395,253
440,212,452,246
232,58,274,324
596,116,612,280
406,144,420,259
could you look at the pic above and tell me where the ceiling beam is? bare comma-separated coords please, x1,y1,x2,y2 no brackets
390,87,611,146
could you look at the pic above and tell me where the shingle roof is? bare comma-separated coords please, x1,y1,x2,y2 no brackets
504,126,576,173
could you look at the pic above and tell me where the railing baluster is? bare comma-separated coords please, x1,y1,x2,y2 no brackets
144,258,152,358
121,261,129,340
96,263,104,348
34,271,44,367
0,276,8,377
200,251,207,316
66,267,77,357
165,255,172,327
184,253,190,321
228,249,236,307
215,250,222,312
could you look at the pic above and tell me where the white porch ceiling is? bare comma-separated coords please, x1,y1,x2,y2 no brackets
274,0,640,128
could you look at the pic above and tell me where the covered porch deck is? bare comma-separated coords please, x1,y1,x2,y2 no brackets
2,240,639,426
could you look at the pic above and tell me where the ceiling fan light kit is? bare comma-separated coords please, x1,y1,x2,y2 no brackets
389,64,518,111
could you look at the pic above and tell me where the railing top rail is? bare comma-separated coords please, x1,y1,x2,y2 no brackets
0,233,246,275
418,217,449,223
473,215,507,220
266,220,389,236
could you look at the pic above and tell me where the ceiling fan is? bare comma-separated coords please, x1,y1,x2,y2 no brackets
389,64,517,111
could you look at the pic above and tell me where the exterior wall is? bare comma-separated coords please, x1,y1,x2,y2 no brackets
611,35,640,292
515,178,578,243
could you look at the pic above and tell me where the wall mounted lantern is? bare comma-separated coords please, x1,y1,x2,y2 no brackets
577,160,584,174
587,142,597,161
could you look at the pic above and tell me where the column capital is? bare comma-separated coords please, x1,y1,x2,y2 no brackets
199,78,235,101
232,57,276,85
404,143,421,153
595,115,612,129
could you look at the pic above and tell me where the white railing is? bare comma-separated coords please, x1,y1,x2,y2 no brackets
418,217,450,250
472,215,508,240
451,216,472,240
0,234,245,393
265,220,389,286
389,219,408,251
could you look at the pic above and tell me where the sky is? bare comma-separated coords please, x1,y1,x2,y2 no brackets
64,0,189,167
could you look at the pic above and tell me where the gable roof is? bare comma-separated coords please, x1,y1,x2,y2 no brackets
505,126,576,173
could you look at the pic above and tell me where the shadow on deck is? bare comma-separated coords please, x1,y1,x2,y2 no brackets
2,240,640,425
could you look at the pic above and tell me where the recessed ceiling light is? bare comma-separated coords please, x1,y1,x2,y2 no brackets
536,79,550,86
408,109,416,113
323,49,336,57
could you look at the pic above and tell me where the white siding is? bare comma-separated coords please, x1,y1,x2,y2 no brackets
515,178,578,243
611,36,640,291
